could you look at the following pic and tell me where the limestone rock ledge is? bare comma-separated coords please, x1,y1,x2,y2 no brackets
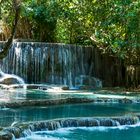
0,115,139,140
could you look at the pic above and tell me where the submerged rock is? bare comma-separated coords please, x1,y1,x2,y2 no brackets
27,85,48,90
119,98,133,104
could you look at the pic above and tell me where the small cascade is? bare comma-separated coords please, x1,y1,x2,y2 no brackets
75,75,102,89
1,42,102,88
0,116,139,140
0,69,26,89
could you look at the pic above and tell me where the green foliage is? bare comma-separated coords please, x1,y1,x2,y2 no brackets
0,0,14,26
84,0,140,64
20,0,61,42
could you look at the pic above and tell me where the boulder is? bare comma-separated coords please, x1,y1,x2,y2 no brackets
0,70,25,86
0,77,21,85
0,131,13,140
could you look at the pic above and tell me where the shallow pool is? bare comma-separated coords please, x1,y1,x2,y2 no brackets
0,87,139,102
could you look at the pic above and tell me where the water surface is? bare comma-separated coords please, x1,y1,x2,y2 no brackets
0,103,140,127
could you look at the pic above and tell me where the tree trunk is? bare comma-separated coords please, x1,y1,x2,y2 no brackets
0,0,20,59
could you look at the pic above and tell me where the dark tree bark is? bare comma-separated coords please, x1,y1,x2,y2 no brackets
0,0,21,59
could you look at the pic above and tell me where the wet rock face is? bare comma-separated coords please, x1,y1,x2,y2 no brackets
0,97,139,109
0,98,94,108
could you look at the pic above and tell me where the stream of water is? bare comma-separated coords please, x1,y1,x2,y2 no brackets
17,124,140,140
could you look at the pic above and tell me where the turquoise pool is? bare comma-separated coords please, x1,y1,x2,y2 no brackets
0,103,140,127
0,86,140,140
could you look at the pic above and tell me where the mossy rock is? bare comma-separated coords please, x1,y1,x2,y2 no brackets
0,78,20,85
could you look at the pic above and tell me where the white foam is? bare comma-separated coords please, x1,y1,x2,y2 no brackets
35,128,73,136
15,123,140,140
16,134,67,140
40,122,140,134
0,69,26,89
93,94,134,99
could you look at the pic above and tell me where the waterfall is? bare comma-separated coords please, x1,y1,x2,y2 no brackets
0,42,103,88
0,116,139,140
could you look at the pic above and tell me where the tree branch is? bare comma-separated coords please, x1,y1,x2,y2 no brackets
0,0,21,59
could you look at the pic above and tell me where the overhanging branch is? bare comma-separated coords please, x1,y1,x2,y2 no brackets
0,0,21,59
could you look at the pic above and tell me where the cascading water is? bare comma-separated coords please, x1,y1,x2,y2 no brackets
0,116,140,140
0,42,104,88
0,69,26,89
